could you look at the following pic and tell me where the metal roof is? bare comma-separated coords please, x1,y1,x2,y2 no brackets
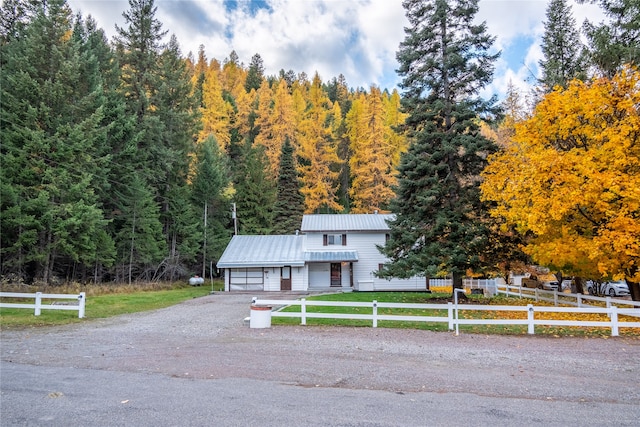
216,235,305,268
304,251,359,262
301,214,394,232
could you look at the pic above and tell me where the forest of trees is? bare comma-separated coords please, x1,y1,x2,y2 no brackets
1,0,639,300
0,0,406,285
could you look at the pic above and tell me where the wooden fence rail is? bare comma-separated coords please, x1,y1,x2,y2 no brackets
251,297,640,336
0,292,86,318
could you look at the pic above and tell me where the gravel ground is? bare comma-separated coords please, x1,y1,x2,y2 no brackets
1,294,640,403
2,292,639,405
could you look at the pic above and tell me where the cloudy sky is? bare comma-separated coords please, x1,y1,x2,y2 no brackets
66,0,605,101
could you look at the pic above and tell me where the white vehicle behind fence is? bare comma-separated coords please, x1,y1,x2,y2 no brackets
585,280,630,297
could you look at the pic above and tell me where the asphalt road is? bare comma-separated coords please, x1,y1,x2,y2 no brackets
1,293,639,426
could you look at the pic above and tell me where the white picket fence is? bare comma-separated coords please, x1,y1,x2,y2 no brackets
251,296,640,336
0,292,86,318
497,284,640,312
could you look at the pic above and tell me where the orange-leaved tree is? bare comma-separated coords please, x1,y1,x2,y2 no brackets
347,87,397,213
481,67,640,300
297,73,342,213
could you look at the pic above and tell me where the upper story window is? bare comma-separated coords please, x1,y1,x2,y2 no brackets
323,233,347,246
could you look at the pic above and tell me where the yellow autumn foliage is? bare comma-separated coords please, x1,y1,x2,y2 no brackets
481,67,640,281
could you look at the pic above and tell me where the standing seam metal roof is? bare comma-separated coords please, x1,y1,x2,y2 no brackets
216,235,305,268
300,214,394,232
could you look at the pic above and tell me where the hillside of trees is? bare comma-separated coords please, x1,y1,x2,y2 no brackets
1,0,406,284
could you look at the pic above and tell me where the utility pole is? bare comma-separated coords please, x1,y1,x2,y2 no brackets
232,203,238,235
202,203,207,278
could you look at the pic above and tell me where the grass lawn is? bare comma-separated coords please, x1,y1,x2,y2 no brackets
0,284,216,329
271,291,640,337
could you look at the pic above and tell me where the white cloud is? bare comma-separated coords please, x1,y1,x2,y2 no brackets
67,0,607,100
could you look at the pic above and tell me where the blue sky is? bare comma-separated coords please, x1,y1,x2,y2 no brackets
67,0,605,101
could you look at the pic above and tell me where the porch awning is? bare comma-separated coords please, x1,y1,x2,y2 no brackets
304,251,358,263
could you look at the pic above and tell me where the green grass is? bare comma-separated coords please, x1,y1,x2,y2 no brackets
275,291,476,331
0,285,215,329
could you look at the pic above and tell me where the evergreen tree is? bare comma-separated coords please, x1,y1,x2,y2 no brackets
0,0,114,283
155,34,201,272
114,0,167,121
232,141,275,234
379,0,500,289
192,44,207,107
113,173,166,284
272,138,305,234
245,53,265,92
539,0,585,90
581,0,640,77
191,136,232,274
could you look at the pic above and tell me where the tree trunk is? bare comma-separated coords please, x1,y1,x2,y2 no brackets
573,276,585,294
628,280,640,302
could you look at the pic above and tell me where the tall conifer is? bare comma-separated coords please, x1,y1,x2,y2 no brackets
379,0,499,288
539,0,584,91
272,138,305,234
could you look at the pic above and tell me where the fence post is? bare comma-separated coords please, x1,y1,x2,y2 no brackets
78,292,86,318
610,306,619,337
372,300,378,328
605,297,611,318
577,294,582,308
301,298,306,326
447,302,453,330
35,292,42,316
554,290,558,306
527,304,535,334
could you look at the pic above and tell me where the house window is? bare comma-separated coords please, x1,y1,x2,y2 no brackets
323,234,347,246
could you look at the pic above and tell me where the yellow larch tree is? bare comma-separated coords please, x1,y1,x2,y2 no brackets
481,68,640,299
220,51,246,97
271,78,297,152
253,80,279,176
297,72,342,213
382,88,408,169
199,64,231,149
348,87,396,213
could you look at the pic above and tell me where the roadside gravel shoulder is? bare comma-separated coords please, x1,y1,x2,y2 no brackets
2,293,639,404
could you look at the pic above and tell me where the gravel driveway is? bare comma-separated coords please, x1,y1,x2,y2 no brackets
2,292,639,426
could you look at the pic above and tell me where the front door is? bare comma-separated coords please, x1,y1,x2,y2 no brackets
281,266,292,291
330,263,341,287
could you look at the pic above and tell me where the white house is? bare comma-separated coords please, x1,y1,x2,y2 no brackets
217,214,427,292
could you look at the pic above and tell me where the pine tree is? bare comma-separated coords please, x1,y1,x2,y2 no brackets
272,138,305,234
231,140,275,234
0,0,114,283
115,0,167,122
191,136,232,272
113,173,166,284
581,0,640,78
155,34,201,272
245,53,265,92
539,0,585,91
380,0,500,288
